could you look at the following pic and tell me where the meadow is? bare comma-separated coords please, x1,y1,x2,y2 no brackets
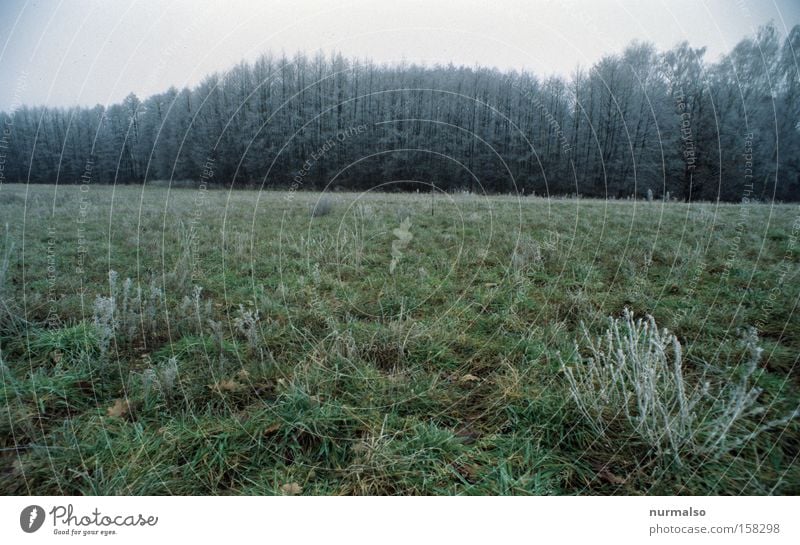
0,183,798,495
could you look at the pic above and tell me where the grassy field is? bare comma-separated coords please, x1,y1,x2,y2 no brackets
1,183,798,495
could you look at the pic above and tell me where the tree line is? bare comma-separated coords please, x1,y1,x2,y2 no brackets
1,23,799,201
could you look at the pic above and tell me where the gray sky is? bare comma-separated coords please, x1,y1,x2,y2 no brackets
1,0,799,110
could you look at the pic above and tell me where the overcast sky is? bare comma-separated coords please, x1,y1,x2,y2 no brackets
1,0,799,111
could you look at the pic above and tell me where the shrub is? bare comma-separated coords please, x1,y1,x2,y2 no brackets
560,309,799,465
310,196,334,218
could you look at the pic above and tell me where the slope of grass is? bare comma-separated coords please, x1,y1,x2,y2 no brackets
1,183,798,495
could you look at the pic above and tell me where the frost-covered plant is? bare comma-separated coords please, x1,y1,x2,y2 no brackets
540,230,562,265
120,277,133,334
560,309,799,465
700,328,799,455
178,285,209,333
165,221,195,290
394,205,414,223
139,368,157,400
311,262,322,285
339,204,376,270
356,203,375,220
90,269,122,357
89,269,174,352
120,277,150,339
0,348,10,379
135,356,179,406
230,231,250,260
157,356,179,395
108,269,119,294
144,278,163,334
92,294,116,358
511,238,543,273
233,304,263,358
207,319,224,353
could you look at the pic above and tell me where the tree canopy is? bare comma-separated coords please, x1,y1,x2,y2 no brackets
2,24,799,202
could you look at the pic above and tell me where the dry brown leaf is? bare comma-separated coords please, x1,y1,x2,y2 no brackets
221,379,243,391
210,379,244,393
455,424,480,444
264,423,281,435
597,468,626,485
280,482,302,495
454,462,480,480
11,457,24,476
106,398,131,418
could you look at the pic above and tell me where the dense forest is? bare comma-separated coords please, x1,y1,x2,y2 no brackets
1,24,799,201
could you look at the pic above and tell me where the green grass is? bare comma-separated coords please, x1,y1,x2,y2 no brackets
1,183,798,495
